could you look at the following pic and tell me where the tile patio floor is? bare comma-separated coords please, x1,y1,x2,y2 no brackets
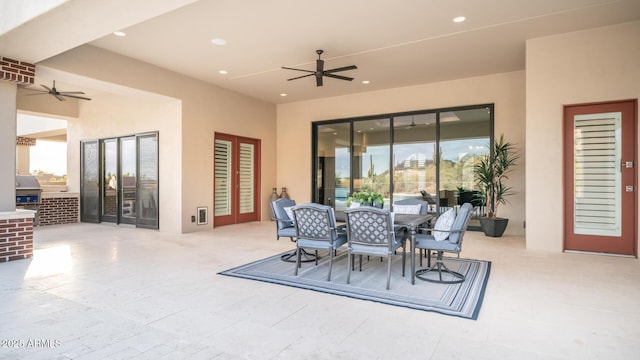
1,222,639,359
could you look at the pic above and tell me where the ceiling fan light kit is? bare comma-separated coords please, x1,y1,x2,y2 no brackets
282,49,357,87
25,80,91,101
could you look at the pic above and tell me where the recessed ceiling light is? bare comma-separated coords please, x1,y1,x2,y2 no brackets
219,70,228,75
362,80,370,84
453,16,466,23
210,38,227,45
280,93,287,97
113,31,126,37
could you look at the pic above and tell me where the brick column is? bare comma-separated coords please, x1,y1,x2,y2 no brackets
0,210,35,262
1,57,37,259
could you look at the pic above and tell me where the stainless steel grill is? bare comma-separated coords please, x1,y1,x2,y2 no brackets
16,175,42,225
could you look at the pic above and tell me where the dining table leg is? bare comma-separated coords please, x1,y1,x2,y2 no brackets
410,225,416,285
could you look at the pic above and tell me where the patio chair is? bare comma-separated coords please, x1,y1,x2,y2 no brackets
291,203,347,281
393,198,429,215
344,207,407,290
394,198,433,260
414,202,473,284
270,198,316,263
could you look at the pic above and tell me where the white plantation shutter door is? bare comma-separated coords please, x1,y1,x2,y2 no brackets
238,143,255,214
573,112,622,237
215,139,232,216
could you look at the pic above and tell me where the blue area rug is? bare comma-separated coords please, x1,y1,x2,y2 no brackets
219,251,490,320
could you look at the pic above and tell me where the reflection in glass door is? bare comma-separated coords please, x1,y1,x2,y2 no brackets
312,104,492,230
137,133,159,229
353,118,391,207
120,137,137,225
439,108,491,228
101,139,118,223
80,140,100,223
314,122,351,218
393,114,437,211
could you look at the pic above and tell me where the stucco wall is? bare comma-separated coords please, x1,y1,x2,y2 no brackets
66,91,182,233
277,70,526,236
39,45,277,233
526,21,640,252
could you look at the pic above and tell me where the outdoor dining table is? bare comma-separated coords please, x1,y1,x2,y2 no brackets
393,213,434,285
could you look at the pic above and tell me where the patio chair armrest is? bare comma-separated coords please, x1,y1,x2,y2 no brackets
421,225,464,234
393,224,408,234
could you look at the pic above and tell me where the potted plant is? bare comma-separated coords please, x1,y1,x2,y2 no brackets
346,187,384,208
474,134,519,237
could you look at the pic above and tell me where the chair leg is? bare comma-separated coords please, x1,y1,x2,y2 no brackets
327,249,334,281
294,247,301,275
402,246,406,277
315,250,319,266
386,255,392,290
359,255,363,271
347,252,352,284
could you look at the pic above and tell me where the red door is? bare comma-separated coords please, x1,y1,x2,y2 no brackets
214,133,261,227
563,100,637,256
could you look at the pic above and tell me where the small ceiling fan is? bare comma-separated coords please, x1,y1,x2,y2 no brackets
25,80,91,101
282,49,357,87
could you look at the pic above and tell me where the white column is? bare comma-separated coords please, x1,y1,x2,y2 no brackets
0,81,17,211
16,144,30,175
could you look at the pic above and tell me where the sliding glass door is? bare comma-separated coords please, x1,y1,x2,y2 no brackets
80,132,159,229
136,133,159,229
353,118,391,207
393,113,437,211
315,122,351,217
438,108,491,227
312,104,492,229
101,138,118,223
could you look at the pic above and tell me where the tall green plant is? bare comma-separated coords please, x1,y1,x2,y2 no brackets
474,134,519,219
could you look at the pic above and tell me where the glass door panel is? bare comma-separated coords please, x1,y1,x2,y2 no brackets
393,114,437,211
80,140,100,223
573,112,621,236
439,107,491,227
120,137,137,225
238,142,255,214
101,139,118,223
214,137,233,225
315,122,351,217
137,133,159,229
353,118,391,208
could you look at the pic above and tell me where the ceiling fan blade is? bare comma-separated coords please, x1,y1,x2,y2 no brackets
324,65,358,73
53,94,66,101
324,73,354,81
58,91,86,95
286,73,314,81
61,94,92,101
316,75,323,87
25,92,48,96
282,67,314,73
40,85,52,92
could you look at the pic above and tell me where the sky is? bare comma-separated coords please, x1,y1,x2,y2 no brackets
30,140,67,176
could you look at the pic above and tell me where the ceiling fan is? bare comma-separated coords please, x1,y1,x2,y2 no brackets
282,49,357,87
25,80,91,101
